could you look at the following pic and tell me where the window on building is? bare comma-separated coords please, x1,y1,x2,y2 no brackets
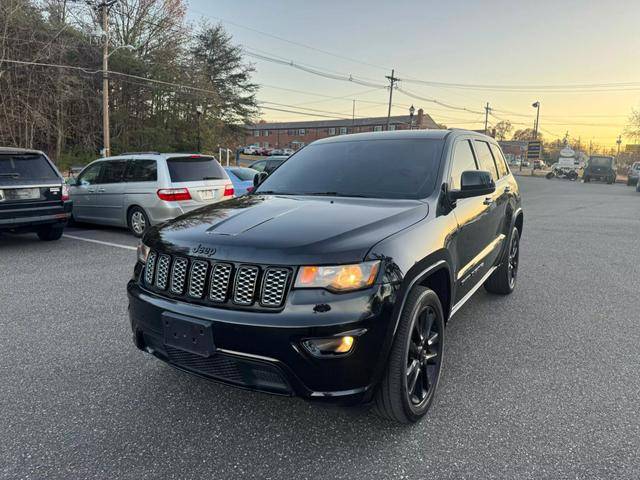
288,129,295,135
373,126,383,132
329,128,336,136
298,129,305,135
339,127,347,135
389,125,396,131
255,130,260,137
264,130,269,136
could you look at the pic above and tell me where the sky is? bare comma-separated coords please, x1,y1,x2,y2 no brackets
187,0,640,148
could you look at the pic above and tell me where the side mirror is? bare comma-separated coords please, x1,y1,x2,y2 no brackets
449,170,495,200
253,171,268,188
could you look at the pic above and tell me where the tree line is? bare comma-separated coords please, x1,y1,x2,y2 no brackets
0,0,258,169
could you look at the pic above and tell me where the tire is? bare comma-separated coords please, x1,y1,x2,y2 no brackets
485,227,520,295
374,287,444,424
37,224,64,241
567,171,578,181
545,172,554,179
127,206,149,237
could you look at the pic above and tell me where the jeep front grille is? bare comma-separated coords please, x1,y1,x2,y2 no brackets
142,252,291,309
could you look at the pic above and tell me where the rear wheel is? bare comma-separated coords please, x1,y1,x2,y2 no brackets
128,206,149,237
485,227,520,295
37,224,64,241
374,287,444,424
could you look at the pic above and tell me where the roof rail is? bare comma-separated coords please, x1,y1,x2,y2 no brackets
119,151,161,155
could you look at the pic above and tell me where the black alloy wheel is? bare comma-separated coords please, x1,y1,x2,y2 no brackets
507,230,519,289
406,305,442,408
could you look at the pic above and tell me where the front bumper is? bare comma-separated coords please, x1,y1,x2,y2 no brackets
127,271,398,404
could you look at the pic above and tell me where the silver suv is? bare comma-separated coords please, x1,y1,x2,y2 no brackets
69,153,234,236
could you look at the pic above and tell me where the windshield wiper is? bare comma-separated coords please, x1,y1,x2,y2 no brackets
303,192,370,198
202,176,222,180
0,173,20,178
255,190,299,195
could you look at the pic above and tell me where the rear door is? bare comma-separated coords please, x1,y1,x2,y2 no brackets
94,159,127,225
123,159,158,221
70,162,102,221
165,155,229,205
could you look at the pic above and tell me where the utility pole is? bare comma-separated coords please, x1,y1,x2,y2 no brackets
352,99,355,127
98,0,117,157
484,102,491,135
385,69,399,130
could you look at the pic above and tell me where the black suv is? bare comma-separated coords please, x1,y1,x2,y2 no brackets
128,130,523,423
583,155,616,184
0,147,72,240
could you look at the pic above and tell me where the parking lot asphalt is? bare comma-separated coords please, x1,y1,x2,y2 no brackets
1,177,640,479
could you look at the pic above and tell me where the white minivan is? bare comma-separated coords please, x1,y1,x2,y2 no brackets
68,153,234,236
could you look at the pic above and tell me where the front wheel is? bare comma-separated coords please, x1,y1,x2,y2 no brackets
374,287,444,424
128,206,149,237
37,224,64,241
485,227,520,295
545,172,555,179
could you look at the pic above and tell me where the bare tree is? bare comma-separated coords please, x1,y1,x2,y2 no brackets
624,108,640,143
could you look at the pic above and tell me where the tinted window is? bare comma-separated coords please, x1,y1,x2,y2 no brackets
124,159,157,182
0,153,58,182
98,160,127,184
166,156,224,182
589,156,613,167
250,160,267,172
255,138,445,199
78,163,101,186
449,140,478,190
266,159,285,173
229,167,258,181
489,144,509,177
474,140,499,180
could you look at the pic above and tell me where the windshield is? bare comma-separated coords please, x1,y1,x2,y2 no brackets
589,156,612,167
229,167,258,181
255,138,444,199
167,156,225,182
0,153,58,182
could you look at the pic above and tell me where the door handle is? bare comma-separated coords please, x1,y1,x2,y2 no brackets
483,197,494,206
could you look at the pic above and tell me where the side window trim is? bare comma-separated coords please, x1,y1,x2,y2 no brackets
472,140,499,180
448,138,479,186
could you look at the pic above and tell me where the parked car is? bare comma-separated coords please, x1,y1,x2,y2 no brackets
242,146,258,155
269,149,284,156
532,159,543,170
583,155,616,184
0,147,72,240
128,130,523,423
282,148,295,156
626,161,640,186
248,155,288,175
224,167,258,196
69,153,234,237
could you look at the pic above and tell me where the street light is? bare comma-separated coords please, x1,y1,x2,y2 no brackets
409,104,415,130
107,44,134,58
532,101,540,140
196,105,203,152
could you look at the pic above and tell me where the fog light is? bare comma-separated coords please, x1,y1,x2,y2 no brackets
302,336,355,357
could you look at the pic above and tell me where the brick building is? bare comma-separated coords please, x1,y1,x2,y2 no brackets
245,108,438,149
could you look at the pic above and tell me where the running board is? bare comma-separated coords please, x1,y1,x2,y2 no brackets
450,266,497,318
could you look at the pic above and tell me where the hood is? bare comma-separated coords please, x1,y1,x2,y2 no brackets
145,194,428,265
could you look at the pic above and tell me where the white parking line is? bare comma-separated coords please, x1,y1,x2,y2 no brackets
63,234,137,251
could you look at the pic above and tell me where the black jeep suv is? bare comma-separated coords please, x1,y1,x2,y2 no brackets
128,130,523,423
583,155,617,184
0,147,72,240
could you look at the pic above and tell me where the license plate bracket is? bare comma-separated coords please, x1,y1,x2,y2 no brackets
162,312,215,357
10,188,40,201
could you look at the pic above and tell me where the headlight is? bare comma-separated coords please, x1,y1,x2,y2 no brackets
137,242,150,264
295,261,380,292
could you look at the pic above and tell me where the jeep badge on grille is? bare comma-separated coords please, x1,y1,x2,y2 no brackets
190,244,217,259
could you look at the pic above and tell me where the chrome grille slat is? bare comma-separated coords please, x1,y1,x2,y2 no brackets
144,251,157,285
143,253,289,309
260,268,290,307
209,263,232,303
233,266,259,305
170,257,189,294
155,254,171,290
188,261,209,298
